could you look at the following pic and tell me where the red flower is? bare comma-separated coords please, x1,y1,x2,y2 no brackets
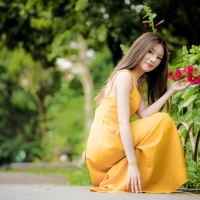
144,23,149,29
195,76,200,84
182,67,187,72
196,76,200,84
175,69,182,80
168,65,199,85
155,24,162,31
187,66,195,73
187,72,198,85
168,72,175,80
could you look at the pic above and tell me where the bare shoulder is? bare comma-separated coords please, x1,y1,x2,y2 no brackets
114,70,132,84
114,71,133,93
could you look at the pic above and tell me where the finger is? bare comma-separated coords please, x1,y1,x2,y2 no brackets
134,179,138,193
179,79,188,83
138,178,142,193
131,178,134,193
186,82,190,87
181,82,190,89
180,81,190,86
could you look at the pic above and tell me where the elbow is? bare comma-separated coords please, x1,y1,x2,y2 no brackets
137,112,146,119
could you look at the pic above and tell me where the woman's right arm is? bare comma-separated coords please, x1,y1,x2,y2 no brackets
115,72,142,193
136,80,190,118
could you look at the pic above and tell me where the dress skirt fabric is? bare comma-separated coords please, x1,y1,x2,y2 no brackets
86,70,188,193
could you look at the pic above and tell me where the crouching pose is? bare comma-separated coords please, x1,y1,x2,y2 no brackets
86,32,189,193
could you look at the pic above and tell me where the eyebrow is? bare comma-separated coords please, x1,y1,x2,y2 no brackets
151,48,163,57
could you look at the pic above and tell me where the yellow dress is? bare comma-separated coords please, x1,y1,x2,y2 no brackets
86,70,188,193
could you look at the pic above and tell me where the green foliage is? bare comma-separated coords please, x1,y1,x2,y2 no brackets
0,46,42,164
48,30,78,61
88,47,113,92
66,164,92,186
181,45,200,70
42,47,113,161
75,0,88,11
169,41,200,192
183,160,200,189
120,44,129,55
142,6,200,190
0,3,199,193
120,5,165,54
40,78,84,161
143,6,164,33
0,139,41,164
169,44,200,126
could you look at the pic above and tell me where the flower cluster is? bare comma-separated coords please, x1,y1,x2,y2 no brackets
142,6,164,33
168,66,200,85
143,23,163,31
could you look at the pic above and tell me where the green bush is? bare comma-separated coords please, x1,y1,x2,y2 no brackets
66,163,92,186
183,160,200,189
0,139,41,165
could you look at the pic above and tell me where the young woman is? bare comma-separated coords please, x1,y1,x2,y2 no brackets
86,32,189,193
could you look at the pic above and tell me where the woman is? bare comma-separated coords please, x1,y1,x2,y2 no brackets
86,32,189,193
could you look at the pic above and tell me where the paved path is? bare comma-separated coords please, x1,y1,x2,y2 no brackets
0,185,200,200
0,173,199,200
0,172,67,185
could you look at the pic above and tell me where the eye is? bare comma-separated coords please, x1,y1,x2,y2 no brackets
148,50,153,54
157,56,162,61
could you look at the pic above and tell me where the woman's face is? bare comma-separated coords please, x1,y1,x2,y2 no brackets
137,43,164,73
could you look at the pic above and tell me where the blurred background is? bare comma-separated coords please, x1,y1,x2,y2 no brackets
0,0,199,181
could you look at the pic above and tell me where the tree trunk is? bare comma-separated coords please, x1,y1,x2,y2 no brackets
77,35,94,132
37,96,47,138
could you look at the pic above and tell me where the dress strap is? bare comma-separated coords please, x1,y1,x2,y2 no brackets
105,69,135,97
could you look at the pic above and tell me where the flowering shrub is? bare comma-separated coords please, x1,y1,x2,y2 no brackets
168,45,200,114
168,65,200,85
142,6,200,189
120,6,200,189
142,6,164,33
169,45,200,84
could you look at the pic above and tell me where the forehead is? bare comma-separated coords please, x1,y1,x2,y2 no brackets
151,43,164,56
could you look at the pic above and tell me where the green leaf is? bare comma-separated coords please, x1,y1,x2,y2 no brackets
156,19,164,25
183,86,198,101
196,100,200,104
75,0,88,11
96,26,107,42
120,44,129,55
175,63,183,68
151,13,157,18
143,14,148,18
189,55,197,63
179,94,198,111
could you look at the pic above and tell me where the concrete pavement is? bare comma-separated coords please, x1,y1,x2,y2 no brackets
1,184,200,200
0,172,67,185
0,173,199,200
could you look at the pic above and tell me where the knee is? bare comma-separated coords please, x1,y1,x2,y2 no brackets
156,112,170,118
156,112,173,124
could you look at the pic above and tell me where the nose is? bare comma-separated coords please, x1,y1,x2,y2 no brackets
150,55,156,63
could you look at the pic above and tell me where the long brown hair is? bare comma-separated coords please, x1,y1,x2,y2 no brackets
95,32,169,109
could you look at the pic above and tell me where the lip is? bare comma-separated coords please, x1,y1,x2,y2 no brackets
146,62,153,68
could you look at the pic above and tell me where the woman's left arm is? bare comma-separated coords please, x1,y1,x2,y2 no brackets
137,80,190,119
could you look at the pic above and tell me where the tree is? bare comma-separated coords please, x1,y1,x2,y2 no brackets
1,0,199,66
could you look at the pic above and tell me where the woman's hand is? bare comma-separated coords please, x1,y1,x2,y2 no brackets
127,164,142,193
169,79,190,93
